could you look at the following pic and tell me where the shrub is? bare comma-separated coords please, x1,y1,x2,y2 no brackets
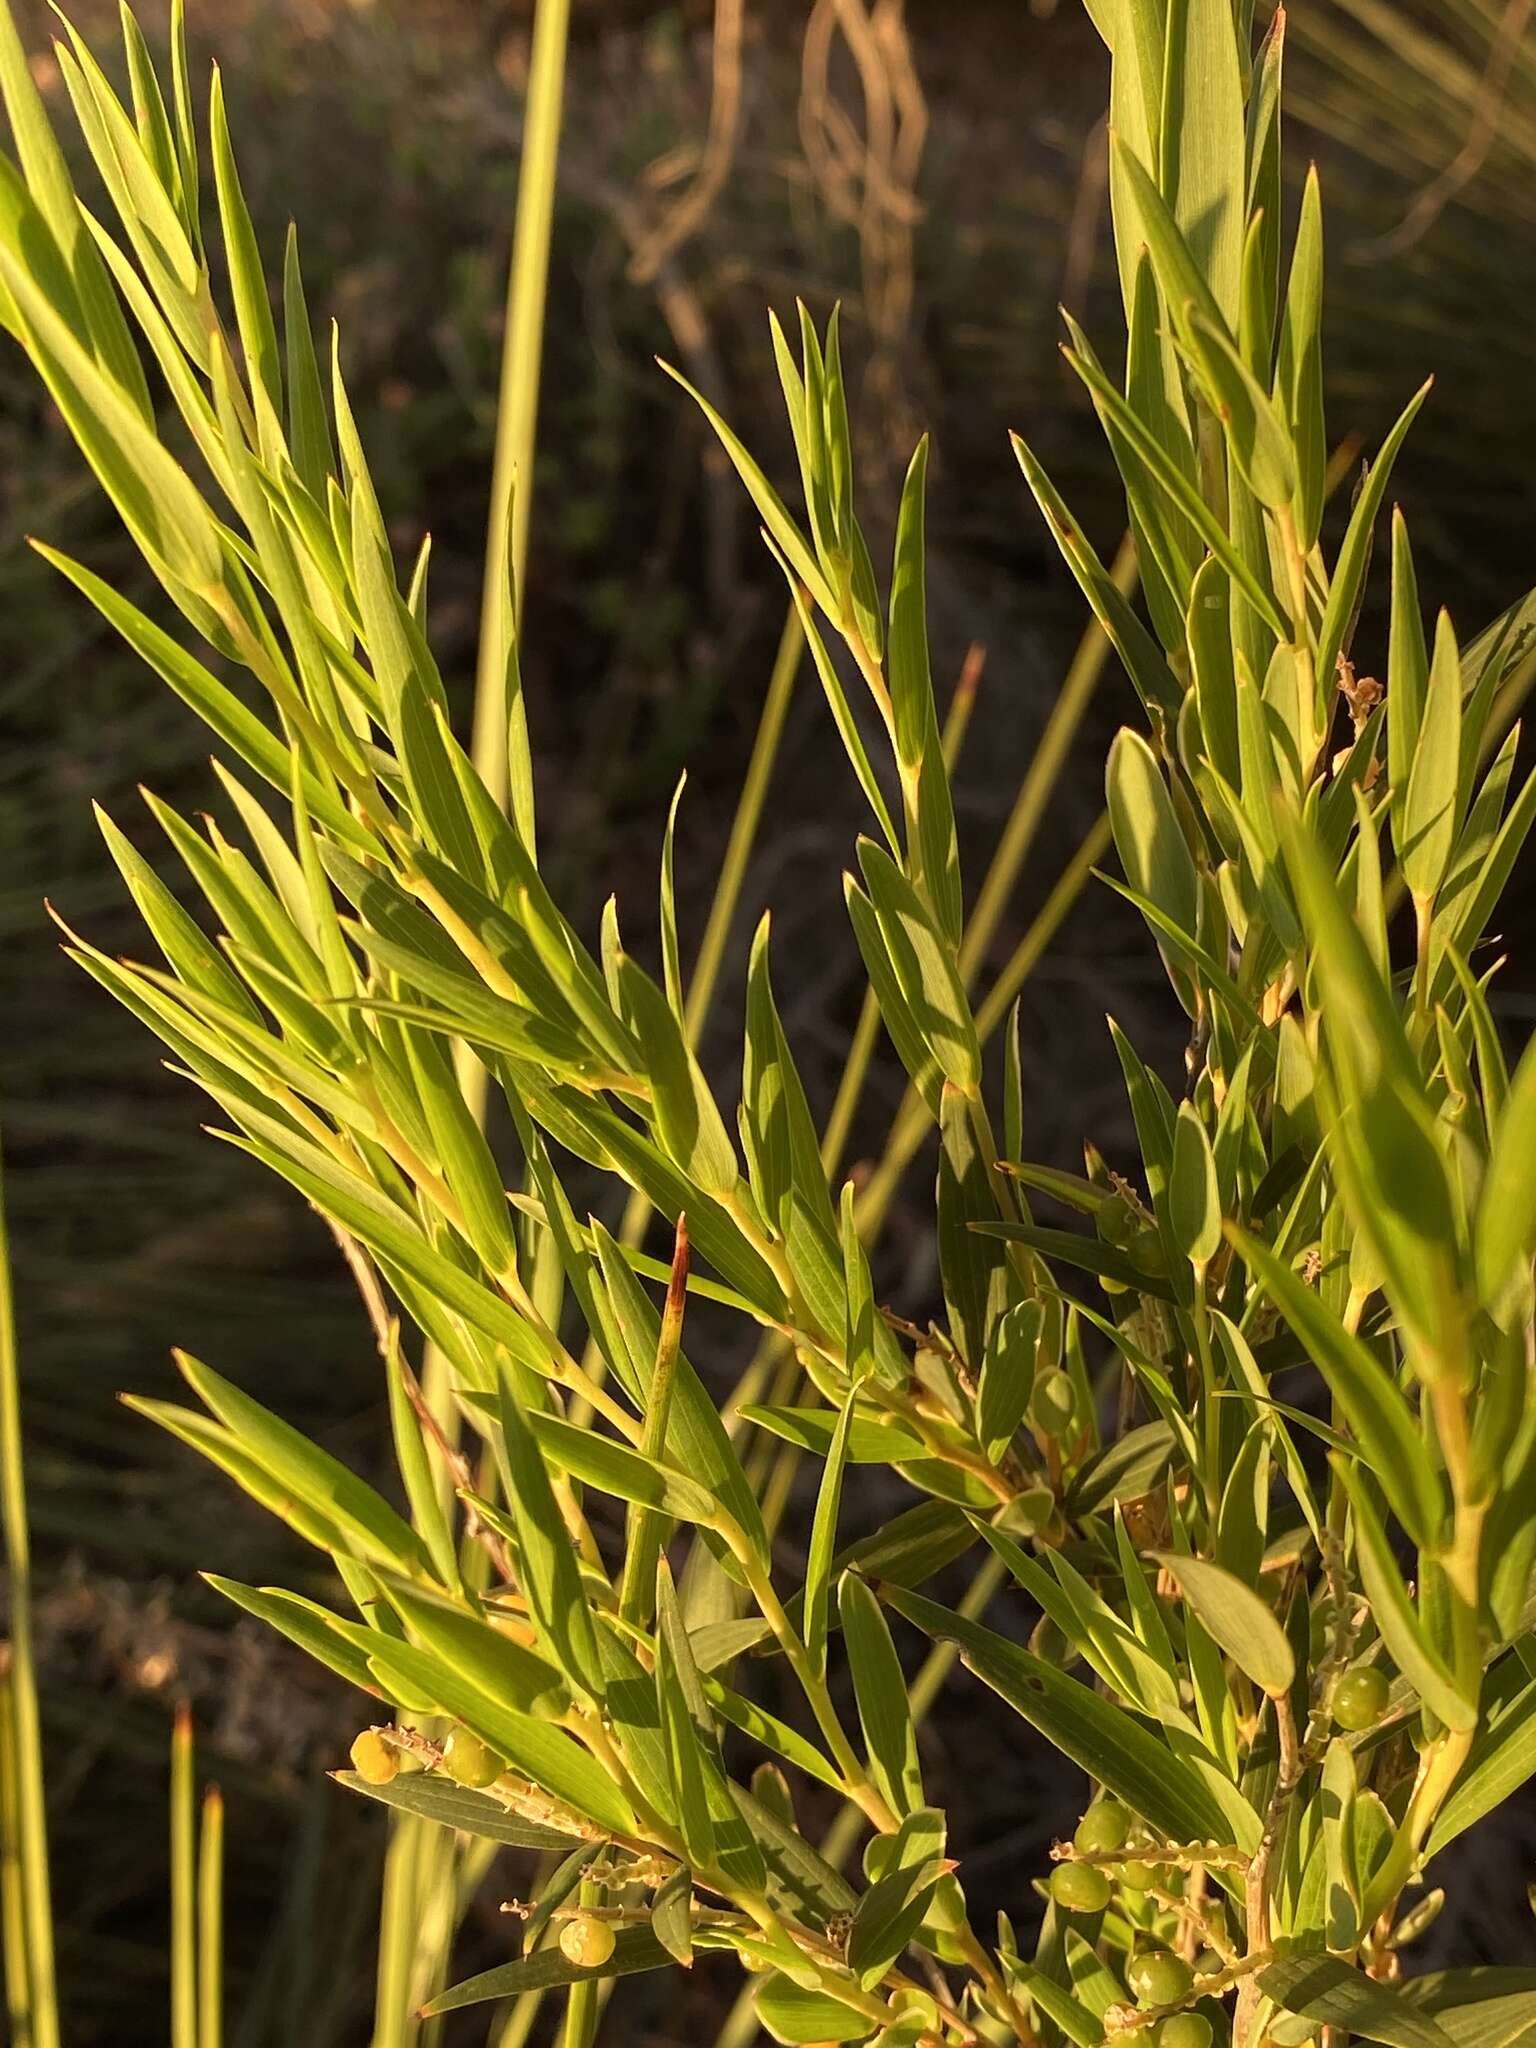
4,1,1536,2044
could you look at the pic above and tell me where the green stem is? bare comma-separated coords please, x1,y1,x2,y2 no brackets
470,0,573,815
857,812,1112,1235
958,537,1133,984
198,1786,225,2048
572,600,803,1415
685,604,804,1046
172,1706,198,2048
728,1536,897,1833
0,1128,60,2048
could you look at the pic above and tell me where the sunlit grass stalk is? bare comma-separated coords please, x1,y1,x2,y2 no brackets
0,1130,59,2048
686,603,806,1042
198,1785,225,2048
0,1667,32,2046
959,535,1134,982
388,0,574,2030
172,1705,198,2048
9,4,1536,2043
572,600,804,1421
470,0,573,813
859,806,1115,1233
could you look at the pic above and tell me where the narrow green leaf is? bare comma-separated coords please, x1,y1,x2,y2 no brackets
1258,1955,1456,2048
756,1977,873,2046
884,1586,1254,1852
1314,381,1432,710
805,1390,857,1681
175,1354,433,1576
1231,1228,1443,1549
659,358,836,615
1151,1551,1294,1695
1401,611,1464,903
1331,1459,1476,1733
1170,1102,1221,1266
497,1373,607,1702
1476,1024,1536,1306
840,1573,922,1820
424,1928,673,2015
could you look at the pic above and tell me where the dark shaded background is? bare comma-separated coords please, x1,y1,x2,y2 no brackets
3,0,1535,2040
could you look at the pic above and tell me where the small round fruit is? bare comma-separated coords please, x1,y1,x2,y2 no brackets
442,1729,502,1788
349,1729,399,1785
1333,1667,1391,1732
1127,1951,1194,2008
1074,1799,1131,1856
1118,1859,1158,1891
559,1913,616,1969
1032,1368,1077,1435
1159,2014,1214,2048
1050,1862,1113,1914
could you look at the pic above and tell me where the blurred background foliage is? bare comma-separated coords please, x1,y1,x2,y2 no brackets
2,0,1533,2037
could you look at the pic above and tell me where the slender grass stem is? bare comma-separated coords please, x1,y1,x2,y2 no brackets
958,538,1132,984
198,1786,225,2048
0,1130,59,2048
858,811,1112,1234
172,1705,198,2048
572,600,803,1415
686,604,805,1045
470,0,573,814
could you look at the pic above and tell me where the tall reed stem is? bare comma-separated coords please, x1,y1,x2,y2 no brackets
470,0,574,814
0,1128,60,2048
379,4,575,2039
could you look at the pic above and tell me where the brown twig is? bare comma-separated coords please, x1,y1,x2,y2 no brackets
1349,0,1535,261
628,0,747,284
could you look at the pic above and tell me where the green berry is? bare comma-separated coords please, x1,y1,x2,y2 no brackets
1074,1799,1131,1856
1332,1667,1391,1732
1159,2015,1214,2048
442,1728,502,1788
559,1913,616,1968
1127,1951,1194,2007
1118,1859,1158,1890
349,1729,399,1785
1050,1862,1112,1914
1032,1368,1077,1435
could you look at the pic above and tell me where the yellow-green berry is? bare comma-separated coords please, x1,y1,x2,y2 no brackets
1050,1862,1112,1914
442,1728,502,1788
1332,1668,1390,1732
1118,1859,1158,1890
1127,1951,1194,2007
559,1913,616,1968
1074,1798,1131,1856
1032,1368,1077,1435
349,1728,400,1785
1159,2014,1213,2048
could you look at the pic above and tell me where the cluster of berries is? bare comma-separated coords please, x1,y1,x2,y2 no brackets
1049,1801,1215,2047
